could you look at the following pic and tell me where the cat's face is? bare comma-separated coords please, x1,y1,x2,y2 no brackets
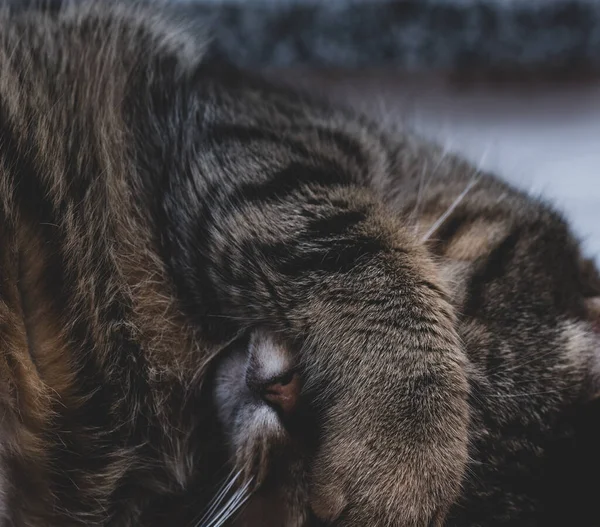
212,317,468,527
213,332,312,526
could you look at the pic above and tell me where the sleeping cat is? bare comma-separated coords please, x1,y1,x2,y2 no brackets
0,1,597,526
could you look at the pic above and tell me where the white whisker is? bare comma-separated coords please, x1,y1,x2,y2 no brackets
214,495,252,527
202,478,253,527
475,142,492,173
421,176,480,242
487,350,557,378
210,489,252,527
487,391,561,399
194,470,241,527
411,147,449,233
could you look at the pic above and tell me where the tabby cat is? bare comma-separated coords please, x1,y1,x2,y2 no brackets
0,1,597,526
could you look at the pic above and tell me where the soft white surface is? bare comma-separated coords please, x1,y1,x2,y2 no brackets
306,74,600,264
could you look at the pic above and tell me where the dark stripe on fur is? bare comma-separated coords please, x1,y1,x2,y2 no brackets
463,228,521,318
234,163,349,204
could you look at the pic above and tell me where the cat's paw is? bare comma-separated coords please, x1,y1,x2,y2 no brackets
302,249,470,525
308,360,469,526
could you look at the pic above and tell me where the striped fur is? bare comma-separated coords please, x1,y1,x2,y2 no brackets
0,1,597,526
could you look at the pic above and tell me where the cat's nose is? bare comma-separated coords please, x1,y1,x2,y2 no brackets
248,371,302,415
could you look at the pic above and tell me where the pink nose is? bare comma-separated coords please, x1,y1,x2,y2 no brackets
260,373,301,415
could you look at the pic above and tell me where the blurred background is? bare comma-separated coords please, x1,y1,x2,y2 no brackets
178,0,600,262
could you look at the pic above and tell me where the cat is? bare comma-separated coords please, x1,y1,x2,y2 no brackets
0,1,597,526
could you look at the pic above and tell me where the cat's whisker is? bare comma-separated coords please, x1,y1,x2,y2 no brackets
411,148,448,233
193,469,241,527
209,489,252,527
466,388,487,409
421,176,480,242
486,348,559,378
201,478,253,527
212,494,252,527
420,142,491,241
462,456,486,487
487,390,563,398
410,162,429,231
474,142,492,173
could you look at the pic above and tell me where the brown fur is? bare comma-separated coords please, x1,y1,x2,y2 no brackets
0,2,596,526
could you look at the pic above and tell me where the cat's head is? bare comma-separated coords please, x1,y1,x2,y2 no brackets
211,316,468,527
207,262,600,527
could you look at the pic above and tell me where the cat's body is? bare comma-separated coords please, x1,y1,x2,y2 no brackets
0,2,597,526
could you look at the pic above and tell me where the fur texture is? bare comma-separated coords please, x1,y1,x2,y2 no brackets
0,1,597,526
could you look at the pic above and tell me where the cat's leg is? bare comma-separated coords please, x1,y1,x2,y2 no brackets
187,185,470,526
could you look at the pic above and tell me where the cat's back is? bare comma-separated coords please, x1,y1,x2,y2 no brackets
0,4,212,524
